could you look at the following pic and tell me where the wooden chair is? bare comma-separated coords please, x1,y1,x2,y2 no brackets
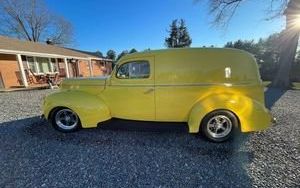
46,72,61,89
25,70,35,85
15,71,24,85
25,69,47,85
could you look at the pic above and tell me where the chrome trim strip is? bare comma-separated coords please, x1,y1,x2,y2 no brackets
65,84,106,87
109,82,258,87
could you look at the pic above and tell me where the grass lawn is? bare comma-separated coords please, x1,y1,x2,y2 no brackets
263,81,300,90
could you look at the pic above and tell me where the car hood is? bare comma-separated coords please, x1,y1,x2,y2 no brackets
60,76,108,93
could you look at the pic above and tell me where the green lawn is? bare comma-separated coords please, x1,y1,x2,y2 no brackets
263,81,300,90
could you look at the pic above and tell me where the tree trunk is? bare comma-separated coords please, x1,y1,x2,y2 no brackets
271,0,300,89
272,31,299,88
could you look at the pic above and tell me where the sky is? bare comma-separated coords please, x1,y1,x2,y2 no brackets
45,0,285,54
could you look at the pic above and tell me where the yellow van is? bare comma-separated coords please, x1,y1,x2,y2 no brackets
42,48,274,142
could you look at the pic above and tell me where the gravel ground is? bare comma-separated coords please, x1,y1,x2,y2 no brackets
0,89,299,187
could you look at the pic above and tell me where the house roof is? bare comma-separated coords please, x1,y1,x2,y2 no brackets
67,48,102,58
67,48,112,61
0,35,102,60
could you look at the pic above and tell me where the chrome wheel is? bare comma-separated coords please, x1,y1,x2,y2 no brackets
206,115,233,139
54,109,79,130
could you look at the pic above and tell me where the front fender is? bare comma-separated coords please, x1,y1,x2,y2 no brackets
43,90,111,128
188,94,272,133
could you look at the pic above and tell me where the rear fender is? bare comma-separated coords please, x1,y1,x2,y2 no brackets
188,94,271,133
43,90,111,128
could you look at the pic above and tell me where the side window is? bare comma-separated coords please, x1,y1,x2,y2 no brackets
116,61,150,79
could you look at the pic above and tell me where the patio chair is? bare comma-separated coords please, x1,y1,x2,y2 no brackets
15,71,25,85
25,69,47,85
47,72,61,89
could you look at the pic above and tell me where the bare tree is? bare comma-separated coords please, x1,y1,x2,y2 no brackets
197,0,300,88
0,0,74,46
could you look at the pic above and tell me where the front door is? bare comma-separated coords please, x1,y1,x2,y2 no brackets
104,56,155,120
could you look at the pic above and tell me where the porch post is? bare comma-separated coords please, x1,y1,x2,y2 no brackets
77,60,81,76
16,54,28,87
88,59,93,77
48,58,54,72
33,56,40,74
55,58,59,72
64,58,70,78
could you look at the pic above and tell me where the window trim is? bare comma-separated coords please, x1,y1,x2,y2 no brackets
116,60,150,79
25,56,59,75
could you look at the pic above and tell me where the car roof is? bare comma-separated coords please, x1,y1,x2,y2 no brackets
119,48,252,62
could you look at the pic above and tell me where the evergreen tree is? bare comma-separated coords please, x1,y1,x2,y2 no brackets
106,50,116,60
165,20,179,48
129,48,138,53
177,19,192,48
95,50,103,58
165,19,192,48
117,50,129,61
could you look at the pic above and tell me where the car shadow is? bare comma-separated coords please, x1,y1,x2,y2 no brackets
98,118,189,133
0,116,253,187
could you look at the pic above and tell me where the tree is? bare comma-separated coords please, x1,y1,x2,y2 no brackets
117,50,129,61
129,48,138,54
224,39,261,55
95,50,103,58
296,51,300,64
165,20,178,48
0,0,74,46
177,19,192,48
165,19,192,48
198,0,300,88
272,1,300,88
106,50,116,60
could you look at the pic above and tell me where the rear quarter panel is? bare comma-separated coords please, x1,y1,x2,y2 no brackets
187,85,271,133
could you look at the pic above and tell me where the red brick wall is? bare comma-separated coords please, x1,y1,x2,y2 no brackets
92,60,103,76
106,62,113,75
77,60,113,77
0,54,22,88
78,60,90,77
92,60,113,76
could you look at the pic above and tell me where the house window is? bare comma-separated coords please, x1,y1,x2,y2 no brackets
26,57,37,73
51,58,58,72
36,57,51,73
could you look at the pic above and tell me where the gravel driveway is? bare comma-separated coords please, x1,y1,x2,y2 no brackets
0,89,299,187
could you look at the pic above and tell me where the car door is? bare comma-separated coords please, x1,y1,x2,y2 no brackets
104,56,155,120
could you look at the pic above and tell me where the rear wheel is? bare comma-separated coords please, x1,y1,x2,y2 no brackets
201,110,239,142
50,108,81,133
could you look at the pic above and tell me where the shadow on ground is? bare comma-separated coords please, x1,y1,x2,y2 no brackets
0,116,253,187
264,87,286,109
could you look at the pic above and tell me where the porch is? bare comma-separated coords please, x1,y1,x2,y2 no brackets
0,53,112,89
0,36,113,90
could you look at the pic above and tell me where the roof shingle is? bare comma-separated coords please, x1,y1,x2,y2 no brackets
0,35,99,59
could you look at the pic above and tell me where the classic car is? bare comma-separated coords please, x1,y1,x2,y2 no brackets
42,48,274,142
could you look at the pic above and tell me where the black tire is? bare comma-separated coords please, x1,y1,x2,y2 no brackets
201,110,239,142
50,108,81,133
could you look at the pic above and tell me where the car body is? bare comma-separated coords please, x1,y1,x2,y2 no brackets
42,48,274,142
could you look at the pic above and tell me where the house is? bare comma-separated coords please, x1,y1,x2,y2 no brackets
0,35,113,89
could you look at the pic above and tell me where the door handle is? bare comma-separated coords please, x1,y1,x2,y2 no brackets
144,88,154,94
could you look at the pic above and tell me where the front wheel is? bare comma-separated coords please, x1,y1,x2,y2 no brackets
50,108,81,133
201,110,239,142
